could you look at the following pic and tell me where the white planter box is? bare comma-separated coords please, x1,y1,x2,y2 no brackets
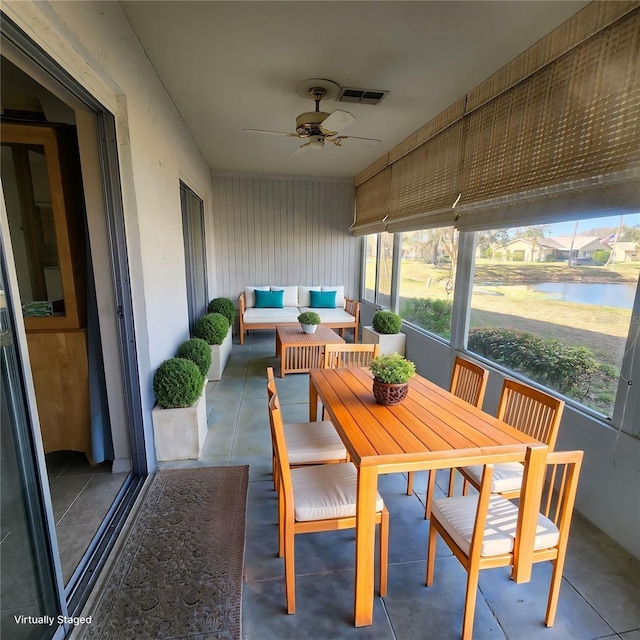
362,326,406,356
208,328,232,381
152,388,207,461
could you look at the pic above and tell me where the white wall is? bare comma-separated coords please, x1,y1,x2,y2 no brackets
4,1,215,470
211,174,359,300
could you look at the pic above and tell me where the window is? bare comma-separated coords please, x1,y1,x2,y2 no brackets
398,227,457,340
467,214,640,419
362,232,395,308
363,234,377,303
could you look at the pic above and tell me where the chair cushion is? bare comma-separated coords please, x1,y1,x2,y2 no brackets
254,289,284,308
284,421,347,464
431,494,560,557
310,290,337,308
243,307,300,324
462,462,525,493
291,463,385,522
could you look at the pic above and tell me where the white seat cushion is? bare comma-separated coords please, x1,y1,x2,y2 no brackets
462,462,525,493
291,463,385,522
432,494,560,557
243,307,300,324
298,307,355,323
284,421,347,464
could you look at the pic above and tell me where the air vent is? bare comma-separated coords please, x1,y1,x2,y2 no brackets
337,87,388,105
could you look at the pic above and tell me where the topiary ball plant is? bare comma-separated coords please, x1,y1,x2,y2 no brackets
369,353,416,384
372,310,403,334
194,312,230,345
297,311,321,325
153,357,204,409
176,338,211,378
207,297,235,326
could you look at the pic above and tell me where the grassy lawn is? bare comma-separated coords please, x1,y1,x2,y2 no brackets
376,259,639,416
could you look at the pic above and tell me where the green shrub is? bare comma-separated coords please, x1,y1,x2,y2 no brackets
297,311,321,325
207,297,236,325
592,249,611,265
194,313,230,345
176,338,211,378
370,353,416,384
468,327,599,395
372,310,403,334
403,297,452,338
153,357,204,409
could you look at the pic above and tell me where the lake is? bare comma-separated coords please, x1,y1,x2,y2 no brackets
526,282,637,309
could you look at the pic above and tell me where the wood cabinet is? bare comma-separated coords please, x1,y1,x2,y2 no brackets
1,122,91,461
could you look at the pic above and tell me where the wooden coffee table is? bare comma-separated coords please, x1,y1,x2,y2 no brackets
275,324,345,377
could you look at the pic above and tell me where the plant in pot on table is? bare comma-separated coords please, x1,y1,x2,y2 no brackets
369,353,416,406
298,311,321,334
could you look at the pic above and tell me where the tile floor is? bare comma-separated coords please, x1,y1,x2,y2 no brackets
157,332,640,639
46,451,128,584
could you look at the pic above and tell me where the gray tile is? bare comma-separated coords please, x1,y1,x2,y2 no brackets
56,522,102,583
619,631,640,639
479,563,616,640
383,558,507,640
562,511,640,633
47,475,92,524
57,474,127,526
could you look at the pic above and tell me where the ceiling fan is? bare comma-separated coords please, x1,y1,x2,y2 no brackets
244,83,381,156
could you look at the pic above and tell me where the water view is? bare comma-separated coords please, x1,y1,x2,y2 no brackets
525,282,636,309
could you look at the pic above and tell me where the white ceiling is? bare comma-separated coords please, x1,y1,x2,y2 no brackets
121,1,589,179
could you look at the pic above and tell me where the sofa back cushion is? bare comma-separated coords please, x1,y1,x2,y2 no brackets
321,286,345,308
272,286,298,308
255,289,284,308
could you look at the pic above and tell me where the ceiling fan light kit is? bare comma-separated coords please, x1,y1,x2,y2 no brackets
244,78,382,155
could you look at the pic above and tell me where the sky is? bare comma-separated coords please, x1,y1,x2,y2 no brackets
550,213,640,236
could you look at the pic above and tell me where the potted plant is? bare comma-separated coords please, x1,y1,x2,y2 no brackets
151,357,207,460
194,312,232,380
369,353,416,405
207,297,236,328
363,310,406,356
177,337,212,378
297,311,321,334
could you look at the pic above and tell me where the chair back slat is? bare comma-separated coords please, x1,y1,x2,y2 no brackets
450,356,488,408
540,450,583,529
497,379,564,450
322,343,379,369
268,393,294,509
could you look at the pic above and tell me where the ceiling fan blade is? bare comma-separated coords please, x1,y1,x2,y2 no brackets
329,135,382,146
244,129,298,137
319,109,356,135
291,142,312,157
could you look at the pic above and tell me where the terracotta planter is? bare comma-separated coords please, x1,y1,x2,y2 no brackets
372,379,409,405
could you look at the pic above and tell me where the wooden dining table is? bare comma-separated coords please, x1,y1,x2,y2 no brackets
309,366,547,627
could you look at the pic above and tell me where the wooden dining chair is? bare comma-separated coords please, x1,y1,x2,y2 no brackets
266,367,347,491
426,447,583,640
406,356,489,517
459,378,565,499
321,343,379,369
269,393,389,614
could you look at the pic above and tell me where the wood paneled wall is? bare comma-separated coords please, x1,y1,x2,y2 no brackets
211,175,360,300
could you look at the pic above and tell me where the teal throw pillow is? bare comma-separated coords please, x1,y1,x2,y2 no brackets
254,289,284,308
310,290,336,308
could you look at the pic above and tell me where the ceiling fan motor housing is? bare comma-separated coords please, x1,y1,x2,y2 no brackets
295,111,330,137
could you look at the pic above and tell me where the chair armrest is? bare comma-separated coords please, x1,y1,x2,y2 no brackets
345,298,360,317
238,292,247,315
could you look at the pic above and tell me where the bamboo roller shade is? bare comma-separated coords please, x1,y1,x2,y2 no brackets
352,2,640,236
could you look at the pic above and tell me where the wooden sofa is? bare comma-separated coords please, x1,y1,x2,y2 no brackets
238,285,360,345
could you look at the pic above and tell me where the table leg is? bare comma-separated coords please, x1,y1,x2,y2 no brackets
309,377,318,422
354,465,378,627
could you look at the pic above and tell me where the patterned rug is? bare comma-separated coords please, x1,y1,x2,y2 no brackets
85,466,249,640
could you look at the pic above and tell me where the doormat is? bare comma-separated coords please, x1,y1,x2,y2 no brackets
85,465,249,640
